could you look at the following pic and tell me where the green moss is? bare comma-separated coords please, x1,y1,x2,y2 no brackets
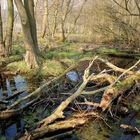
96,47,117,54
7,59,65,78
41,60,65,76
7,61,30,73
115,75,139,90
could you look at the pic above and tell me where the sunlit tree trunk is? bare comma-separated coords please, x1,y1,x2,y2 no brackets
61,22,66,42
41,0,48,38
24,0,39,53
14,0,40,68
5,0,14,55
52,9,58,38
0,4,5,57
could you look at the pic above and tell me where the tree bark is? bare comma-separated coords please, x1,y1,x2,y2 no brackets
14,0,40,68
4,0,14,55
61,22,66,42
41,0,49,38
0,4,5,56
24,0,39,53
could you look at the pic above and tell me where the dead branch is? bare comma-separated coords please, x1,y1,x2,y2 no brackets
0,98,38,120
38,56,98,127
91,73,116,84
98,58,134,74
120,124,140,134
82,86,108,95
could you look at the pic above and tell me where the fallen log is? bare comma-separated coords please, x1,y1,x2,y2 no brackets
20,111,99,140
20,117,87,140
100,59,140,111
0,109,20,120
97,58,134,74
96,48,140,59
0,98,38,120
2,90,25,100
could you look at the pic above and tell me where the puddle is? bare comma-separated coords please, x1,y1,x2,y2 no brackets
66,71,79,82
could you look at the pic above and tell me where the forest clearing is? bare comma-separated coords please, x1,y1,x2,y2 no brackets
0,0,140,140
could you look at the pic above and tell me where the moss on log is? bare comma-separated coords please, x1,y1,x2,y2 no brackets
100,71,140,110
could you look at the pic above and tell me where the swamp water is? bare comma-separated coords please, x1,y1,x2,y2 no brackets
0,57,140,140
0,75,28,140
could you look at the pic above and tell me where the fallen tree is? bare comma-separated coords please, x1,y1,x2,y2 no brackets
20,110,104,140
37,57,140,127
99,59,140,110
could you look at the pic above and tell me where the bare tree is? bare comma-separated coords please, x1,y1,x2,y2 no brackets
60,0,74,42
113,0,140,18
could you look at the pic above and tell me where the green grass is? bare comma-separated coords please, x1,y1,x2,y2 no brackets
44,41,92,60
12,44,25,55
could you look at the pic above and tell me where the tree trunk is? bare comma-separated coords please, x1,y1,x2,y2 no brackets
24,0,39,53
14,0,40,68
51,7,59,38
4,0,14,55
61,22,66,42
41,0,49,38
0,4,5,57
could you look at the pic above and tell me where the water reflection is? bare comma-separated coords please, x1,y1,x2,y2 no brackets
4,119,25,140
6,79,12,97
14,75,28,107
14,75,27,92
0,88,3,99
